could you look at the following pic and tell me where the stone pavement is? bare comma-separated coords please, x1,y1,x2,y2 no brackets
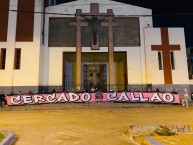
130,125,160,136
165,125,191,132
146,137,164,145
130,125,192,136
130,124,192,145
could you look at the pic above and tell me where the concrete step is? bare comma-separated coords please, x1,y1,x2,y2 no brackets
1,102,190,111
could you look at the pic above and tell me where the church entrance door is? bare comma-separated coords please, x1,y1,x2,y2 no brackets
83,64,107,91
63,52,127,92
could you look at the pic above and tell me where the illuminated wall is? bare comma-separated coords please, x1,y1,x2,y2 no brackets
0,0,43,93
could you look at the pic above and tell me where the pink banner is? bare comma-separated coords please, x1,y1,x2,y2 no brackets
6,92,180,106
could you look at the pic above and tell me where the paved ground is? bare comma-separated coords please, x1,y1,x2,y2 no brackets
0,103,193,145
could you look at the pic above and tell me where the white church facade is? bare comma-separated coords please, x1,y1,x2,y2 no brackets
0,0,190,94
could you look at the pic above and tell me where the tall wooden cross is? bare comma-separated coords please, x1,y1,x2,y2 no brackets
151,28,181,84
85,3,100,50
101,9,118,90
82,3,115,50
69,9,88,89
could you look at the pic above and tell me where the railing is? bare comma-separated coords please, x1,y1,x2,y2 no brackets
0,84,192,96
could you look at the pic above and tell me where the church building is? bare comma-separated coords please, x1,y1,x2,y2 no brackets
0,0,189,93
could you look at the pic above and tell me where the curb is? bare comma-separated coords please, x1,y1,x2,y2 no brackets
146,137,163,145
0,130,15,145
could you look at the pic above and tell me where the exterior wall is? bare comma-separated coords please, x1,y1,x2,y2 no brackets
43,0,153,86
0,0,9,42
169,28,189,84
0,0,43,93
144,28,189,84
0,0,18,93
190,80,193,85
49,47,76,85
144,28,164,84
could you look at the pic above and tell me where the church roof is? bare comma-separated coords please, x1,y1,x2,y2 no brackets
46,0,152,16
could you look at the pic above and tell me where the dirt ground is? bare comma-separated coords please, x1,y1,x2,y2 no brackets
0,105,193,145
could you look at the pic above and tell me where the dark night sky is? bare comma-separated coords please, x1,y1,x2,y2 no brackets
56,0,193,47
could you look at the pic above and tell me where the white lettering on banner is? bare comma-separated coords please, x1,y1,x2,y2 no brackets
57,93,68,102
162,93,174,102
23,95,33,104
151,93,162,102
69,93,80,102
107,92,117,101
6,92,180,106
10,95,22,105
81,93,91,102
118,92,129,101
139,93,149,101
46,94,57,103
34,95,46,103
131,93,140,101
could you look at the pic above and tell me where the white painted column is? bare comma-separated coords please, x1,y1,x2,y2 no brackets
41,9,50,86
139,17,153,85
6,0,18,86
34,0,44,87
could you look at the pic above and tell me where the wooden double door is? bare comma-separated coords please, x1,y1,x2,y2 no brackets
83,64,107,91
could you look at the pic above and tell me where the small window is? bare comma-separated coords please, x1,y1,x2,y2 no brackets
158,52,162,70
170,51,175,70
14,48,21,69
0,48,6,70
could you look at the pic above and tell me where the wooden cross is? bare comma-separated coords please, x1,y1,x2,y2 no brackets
90,3,99,15
81,3,113,50
89,3,100,50
151,28,181,84
101,9,118,90
101,9,119,55
69,9,88,89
